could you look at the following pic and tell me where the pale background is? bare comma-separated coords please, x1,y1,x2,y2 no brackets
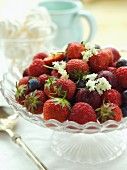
0,0,127,48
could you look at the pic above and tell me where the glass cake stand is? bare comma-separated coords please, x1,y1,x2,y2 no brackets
1,64,127,165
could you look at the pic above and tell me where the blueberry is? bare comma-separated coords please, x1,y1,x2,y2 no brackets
64,57,70,63
28,79,41,92
76,80,85,88
121,105,127,117
116,59,127,68
122,90,127,105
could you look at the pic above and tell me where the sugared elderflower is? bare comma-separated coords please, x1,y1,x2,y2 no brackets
52,61,69,79
95,77,111,95
86,79,96,91
81,42,98,62
84,73,98,81
52,61,66,70
85,74,111,95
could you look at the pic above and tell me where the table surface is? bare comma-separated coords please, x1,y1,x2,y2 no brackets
0,0,127,169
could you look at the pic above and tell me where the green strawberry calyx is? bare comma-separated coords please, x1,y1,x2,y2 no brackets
70,69,87,82
51,97,71,111
44,76,57,90
96,102,115,123
24,90,43,114
15,82,27,100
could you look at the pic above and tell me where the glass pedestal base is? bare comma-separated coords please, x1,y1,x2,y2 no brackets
51,130,126,164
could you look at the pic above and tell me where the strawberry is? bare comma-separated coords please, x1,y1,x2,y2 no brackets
43,98,71,122
68,102,97,124
44,77,57,98
96,103,122,123
112,62,117,67
24,90,47,114
66,59,89,80
66,42,86,59
76,88,102,109
37,74,49,90
88,49,110,72
44,52,65,66
23,68,29,77
17,76,30,87
116,67,127,88
102,89,122,106
51,69,61,78
15,84,29,105
33,52,48,60
28,59,50,77
104,48,114,66
55,78,76,100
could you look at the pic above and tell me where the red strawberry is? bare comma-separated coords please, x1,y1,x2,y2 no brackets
23,68,29,77
104,48,114,66
88,49,110,72
17,76,30,87
44,77,57,98
116,67,127,88
51,69,61,78
28,59,50,77
33,52,48,60
76,88,102,109
55,78,76,100
112,62,117,67
43,98,71,122
15,84,29,105
68,102,97,124
38,74,49,90
66,42,86,59
66,59,89,80
102,89,122,106
97,103,122,123
44,52,65,66
24,90,47,114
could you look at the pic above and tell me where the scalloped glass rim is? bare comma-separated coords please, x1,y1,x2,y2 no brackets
0,22,57,42
1,63,127,134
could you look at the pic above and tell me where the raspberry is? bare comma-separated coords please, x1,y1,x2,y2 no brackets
68,102,97,124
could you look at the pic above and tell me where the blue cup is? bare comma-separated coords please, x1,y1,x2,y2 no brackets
37,0,97,48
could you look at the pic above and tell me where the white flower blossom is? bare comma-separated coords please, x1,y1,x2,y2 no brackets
52,61,69,79
81,50,93,61
52,61,66,70
60,70,69,79
95,77,111,95
85,73,98,81
86,79,96,91
85,75,111,95
85,42,92,50
81,42,99,62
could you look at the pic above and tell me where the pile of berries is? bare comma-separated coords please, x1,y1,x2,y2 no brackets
15,42,127,125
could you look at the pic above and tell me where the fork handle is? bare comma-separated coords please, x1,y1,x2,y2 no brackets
5,129,48,170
